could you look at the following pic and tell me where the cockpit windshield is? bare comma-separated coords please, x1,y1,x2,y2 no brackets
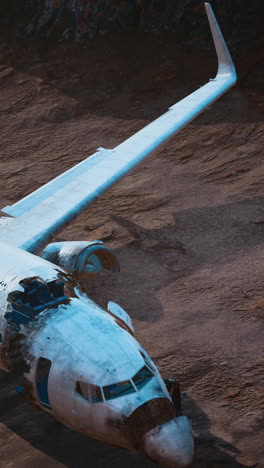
103,380,135,400
132,365,154,390
76,361,155,404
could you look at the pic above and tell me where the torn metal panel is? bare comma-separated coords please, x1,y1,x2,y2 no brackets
5,276,69,331
0,240,68,372
1,327,30,375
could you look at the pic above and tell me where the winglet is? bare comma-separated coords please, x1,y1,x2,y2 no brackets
205,2,237,82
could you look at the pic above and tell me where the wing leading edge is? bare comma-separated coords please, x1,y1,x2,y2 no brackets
0,3,237,254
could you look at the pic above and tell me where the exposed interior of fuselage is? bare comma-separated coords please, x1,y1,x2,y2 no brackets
5,275,70,332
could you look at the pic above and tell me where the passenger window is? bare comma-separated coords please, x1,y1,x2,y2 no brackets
133,365,154,390
103,380,136,400
76,381,90,401
90,384,103,403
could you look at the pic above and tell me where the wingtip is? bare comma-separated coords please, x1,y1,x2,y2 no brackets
204,2,212,14
204,1,237,82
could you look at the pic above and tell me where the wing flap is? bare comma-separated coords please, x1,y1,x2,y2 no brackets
0,3,237,254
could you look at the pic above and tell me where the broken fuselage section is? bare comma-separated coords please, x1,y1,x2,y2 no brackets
0,241,193,467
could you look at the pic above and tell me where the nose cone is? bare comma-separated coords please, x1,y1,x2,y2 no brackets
141,416,193,468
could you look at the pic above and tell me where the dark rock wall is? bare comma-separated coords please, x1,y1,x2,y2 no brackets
0,0,262,41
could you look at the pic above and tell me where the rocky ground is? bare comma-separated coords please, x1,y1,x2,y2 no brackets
0,15,263,468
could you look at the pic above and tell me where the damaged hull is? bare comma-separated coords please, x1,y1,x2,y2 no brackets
0,242,192,461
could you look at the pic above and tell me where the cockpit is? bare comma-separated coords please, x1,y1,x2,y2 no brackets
76,352,156,403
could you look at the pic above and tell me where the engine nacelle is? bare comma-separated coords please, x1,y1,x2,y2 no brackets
40,241,119,280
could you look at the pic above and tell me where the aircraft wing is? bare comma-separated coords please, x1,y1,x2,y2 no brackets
0,3,237,254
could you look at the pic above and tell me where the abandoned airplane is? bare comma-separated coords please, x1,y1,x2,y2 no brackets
0,4,236,467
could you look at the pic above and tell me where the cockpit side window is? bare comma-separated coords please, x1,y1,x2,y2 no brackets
132,365,154,390
76,381,103,403
103,380,136,401
76,381,90,401
90,384,103,403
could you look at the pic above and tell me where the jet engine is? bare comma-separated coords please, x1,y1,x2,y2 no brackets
40,241,119,280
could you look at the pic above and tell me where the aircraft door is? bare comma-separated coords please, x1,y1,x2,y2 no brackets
36,357,52,411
